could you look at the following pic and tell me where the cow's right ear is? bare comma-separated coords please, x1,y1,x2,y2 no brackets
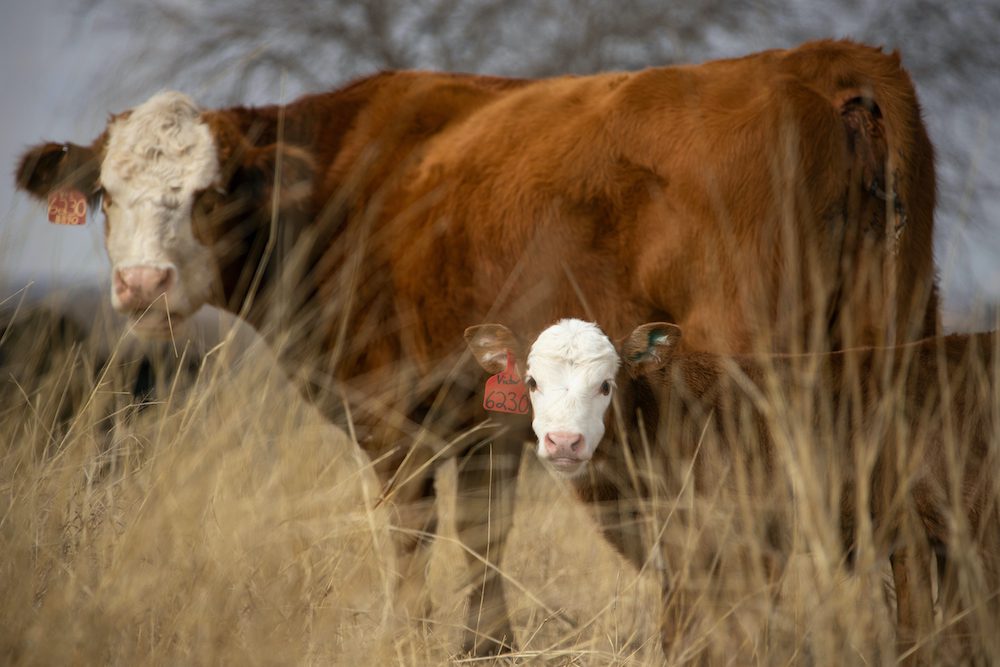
464,324,523,375
620,322,682,374
15,141,101,201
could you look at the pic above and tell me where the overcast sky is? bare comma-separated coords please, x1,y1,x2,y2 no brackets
1,1,996,329
1,2,119,285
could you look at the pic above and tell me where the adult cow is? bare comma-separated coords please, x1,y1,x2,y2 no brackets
467,319,1000,663
15,39,938,654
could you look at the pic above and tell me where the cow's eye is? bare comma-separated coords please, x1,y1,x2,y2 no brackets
600,380,612,396
101,192,112,210
525,376,537,391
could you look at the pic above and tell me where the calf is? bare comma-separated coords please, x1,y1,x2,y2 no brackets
467,319,1000,662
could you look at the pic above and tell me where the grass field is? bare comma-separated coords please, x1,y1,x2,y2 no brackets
1,291,998,665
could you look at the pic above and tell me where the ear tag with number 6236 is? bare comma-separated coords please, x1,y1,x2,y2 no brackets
47,189,88,225
483,350,530,415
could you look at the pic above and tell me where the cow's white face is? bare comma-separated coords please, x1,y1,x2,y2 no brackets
525,319,620,478
100,91,222,335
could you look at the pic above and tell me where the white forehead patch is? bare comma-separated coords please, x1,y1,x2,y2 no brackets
527,319,619,376
101,91,219,206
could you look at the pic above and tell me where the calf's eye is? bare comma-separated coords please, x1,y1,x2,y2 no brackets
525,377,537,391
600,380,611,396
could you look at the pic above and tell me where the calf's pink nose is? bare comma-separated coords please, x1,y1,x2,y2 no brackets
114,266,174,309
544,431,584,457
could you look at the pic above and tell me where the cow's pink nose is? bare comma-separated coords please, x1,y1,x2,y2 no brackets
114,266,175,310
544,431,584,457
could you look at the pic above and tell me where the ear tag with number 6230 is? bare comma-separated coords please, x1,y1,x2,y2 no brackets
47,189,88,225
483,350,530,415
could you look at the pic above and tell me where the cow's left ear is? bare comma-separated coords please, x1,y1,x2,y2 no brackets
15,140,102,202
229,143,315,213
464,324,524,375
620,322,681,374
206,111,315,214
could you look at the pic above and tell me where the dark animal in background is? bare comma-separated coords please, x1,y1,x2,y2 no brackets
0,302,202,471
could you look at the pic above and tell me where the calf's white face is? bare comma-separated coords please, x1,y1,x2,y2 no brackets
524,319,619,478
100,91,222,335
466,319,681,480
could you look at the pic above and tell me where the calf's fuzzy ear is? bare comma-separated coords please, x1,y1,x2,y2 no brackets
620,322,681,374
464,324,523,375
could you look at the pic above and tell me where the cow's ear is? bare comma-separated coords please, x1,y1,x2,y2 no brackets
15,141,101,201
228,143,315,213
620,322,681,374
464,324,523,375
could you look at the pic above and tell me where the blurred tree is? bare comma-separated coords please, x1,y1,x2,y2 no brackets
77,0,783,102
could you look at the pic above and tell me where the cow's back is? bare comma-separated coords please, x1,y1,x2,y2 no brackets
383,40,936,361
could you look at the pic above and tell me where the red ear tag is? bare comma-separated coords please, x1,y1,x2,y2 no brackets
47,189,88,225
483,350,530,415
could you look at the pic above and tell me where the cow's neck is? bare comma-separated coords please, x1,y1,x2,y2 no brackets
215,74,387,155
212,195,354,384
209,80,390,353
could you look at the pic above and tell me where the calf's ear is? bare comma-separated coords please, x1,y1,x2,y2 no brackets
15,141,101,201
620,322,681,374
464,324,522,375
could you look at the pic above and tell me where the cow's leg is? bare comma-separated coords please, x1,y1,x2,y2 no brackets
386,477,439,628
974,525,1000,662
891,539,935,666
935,525,1000,664
454,437,522,655
373,440,439,550
930,548,978,665
583,483,648,570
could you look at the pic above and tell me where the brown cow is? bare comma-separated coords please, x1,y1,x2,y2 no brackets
467,318,1000,662
15,40,938,654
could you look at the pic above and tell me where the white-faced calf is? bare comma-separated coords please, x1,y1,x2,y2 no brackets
467,318,1000,662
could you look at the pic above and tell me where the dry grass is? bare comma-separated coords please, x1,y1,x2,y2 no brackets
0,299,663,665
7,29,995,665
1,293,998,666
